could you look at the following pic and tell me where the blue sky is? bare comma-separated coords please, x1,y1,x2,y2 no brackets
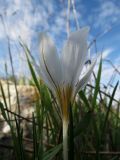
0,0,120,98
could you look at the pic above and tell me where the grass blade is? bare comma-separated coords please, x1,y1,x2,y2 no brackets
92,58,102,108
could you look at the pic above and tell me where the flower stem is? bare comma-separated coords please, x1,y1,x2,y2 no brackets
63,118,68,160
69,105,74,160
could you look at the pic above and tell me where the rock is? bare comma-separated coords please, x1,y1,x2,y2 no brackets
0,79,40,135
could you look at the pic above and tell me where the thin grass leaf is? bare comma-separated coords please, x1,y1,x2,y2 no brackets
114,103,120,150
7,38,21,117
43,86,60,130
32,113,39,160
102,81,119,135
15,116,25,160
110,156,119,160
21,42,41,94
74,111,93,137
92,58,102,108
5,63,12,114
0,81,11,125
92,117,101,160
35,101,44,159
0,102,9,124
79,90,90,109
43,144,62,160
0,80,9,111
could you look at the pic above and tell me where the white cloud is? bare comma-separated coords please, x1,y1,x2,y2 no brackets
93,1,120,30
0,0,66,44
102,48,113,59
0,0,34,46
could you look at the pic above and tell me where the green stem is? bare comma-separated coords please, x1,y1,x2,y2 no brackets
63,118,68,160
69,105,74,160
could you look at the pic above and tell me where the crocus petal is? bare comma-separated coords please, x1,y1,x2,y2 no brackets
73,58,97,97
29,54,55,92
61,27,89,87
35,63,56,93
39,33,62,92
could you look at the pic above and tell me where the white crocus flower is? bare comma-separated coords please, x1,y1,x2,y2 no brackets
38,27,96,160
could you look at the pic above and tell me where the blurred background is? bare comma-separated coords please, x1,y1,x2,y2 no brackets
0,1,120,159
0,0,120,100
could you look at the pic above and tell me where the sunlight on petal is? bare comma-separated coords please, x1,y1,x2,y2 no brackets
61,27,89,86
39,33,62,91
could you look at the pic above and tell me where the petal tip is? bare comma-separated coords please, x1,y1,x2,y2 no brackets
81,26,90,36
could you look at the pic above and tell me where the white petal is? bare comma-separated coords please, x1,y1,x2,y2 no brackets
39,33,62,91
73,58,97,97
32,59,55,94
61,27,89,86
